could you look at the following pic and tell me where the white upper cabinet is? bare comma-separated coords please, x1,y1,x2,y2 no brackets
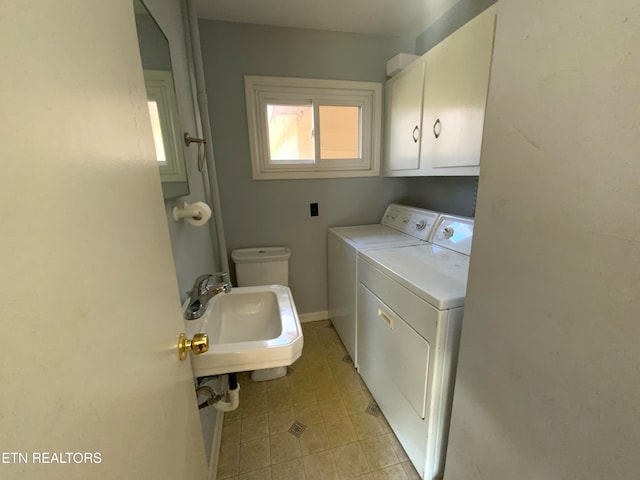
384,59,425,172
384,5,497,177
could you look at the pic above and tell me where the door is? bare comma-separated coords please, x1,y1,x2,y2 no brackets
0,2,207,479
420,5,496,169
384,59,425,173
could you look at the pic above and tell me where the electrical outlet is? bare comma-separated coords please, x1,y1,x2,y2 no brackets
310,202,319,217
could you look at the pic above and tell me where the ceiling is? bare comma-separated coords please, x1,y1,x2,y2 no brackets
194,0,461,38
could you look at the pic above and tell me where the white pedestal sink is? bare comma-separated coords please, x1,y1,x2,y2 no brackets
184,285,303,377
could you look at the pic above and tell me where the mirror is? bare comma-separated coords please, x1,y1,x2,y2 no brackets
133,0,189,199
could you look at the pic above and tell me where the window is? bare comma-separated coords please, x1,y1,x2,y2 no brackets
244,75,382,179
143,69,187,183
147,100,167,163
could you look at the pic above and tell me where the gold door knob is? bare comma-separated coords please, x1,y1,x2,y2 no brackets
177,333,209,361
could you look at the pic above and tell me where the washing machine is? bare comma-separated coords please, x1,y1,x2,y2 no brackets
327,204,440,366
356,214,474,480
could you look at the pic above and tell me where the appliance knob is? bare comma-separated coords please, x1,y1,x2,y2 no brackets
415,220,426,230
443,226,454,239
403,217,409,224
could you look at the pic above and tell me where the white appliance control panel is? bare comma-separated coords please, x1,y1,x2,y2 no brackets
381,204,440,241
431,214,475,255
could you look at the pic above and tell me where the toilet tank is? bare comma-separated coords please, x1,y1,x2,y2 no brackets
231,247,291,287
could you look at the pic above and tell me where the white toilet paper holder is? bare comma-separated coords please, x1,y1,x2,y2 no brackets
172,201,211,226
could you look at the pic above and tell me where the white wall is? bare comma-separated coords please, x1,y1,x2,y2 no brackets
445,0,640,478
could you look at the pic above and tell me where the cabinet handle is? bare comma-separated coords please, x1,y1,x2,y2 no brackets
433,118,441,139
412,125,420,143
377,309,394,329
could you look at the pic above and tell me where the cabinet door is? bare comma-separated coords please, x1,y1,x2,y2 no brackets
420,5,496,171
384,60,425,173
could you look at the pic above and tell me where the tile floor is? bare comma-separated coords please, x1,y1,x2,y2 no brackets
217,320,421,480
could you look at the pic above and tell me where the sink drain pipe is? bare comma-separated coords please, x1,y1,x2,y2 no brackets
197,374,240,412
215,374,239,412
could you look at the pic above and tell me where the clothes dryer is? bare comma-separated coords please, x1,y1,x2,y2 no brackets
357,214,474,479
327,204,439,366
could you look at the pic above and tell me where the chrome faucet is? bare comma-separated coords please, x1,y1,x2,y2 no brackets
185,272,232,320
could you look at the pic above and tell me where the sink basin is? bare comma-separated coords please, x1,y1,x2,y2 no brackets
184,285,303,377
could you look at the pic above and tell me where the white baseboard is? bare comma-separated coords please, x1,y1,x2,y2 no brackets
208,409,224,480
299,310,330,323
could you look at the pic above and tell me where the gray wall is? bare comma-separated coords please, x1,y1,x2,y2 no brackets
199,20,409,315
405,0,497,219
415,0,497,55
142,0,219,300
445,0,640,478
406,176,478,218
135,11,172,71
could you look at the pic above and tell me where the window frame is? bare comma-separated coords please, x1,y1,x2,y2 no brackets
244,75,382,180
143,69,187,183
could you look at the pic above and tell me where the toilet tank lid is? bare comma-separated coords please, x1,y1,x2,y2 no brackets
231,247,291,263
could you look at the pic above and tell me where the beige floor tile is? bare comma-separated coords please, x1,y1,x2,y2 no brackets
225,405,243,422
328,358,356,376
315,327,341,345
241,390,268,418
268,407,296,435
241,413,269,442
307,360,332,379
238,466,272,480
302,319,332,330
302,451,340,480
220,320,415,480
292,354,308,369
241,379,267,399
290,360,305,371
333,370,366,392
289,374,313,390
267,387,293,412
359,435,399,470
269,431,302,465
217,444,240,479
271,458,306,480
325,342,348,360
401,461,421,480
332,442,371,479
291,384,318,407
319,395,348,421
378,414,392,434
221,419,241,447
265,375,291,392
341,389,371,415
386,433,410,463
325,416,358,448
242,375,267,389
299,422,331,456
313,377,341,399
371,464,408,480
350,412,386,440
239,438,270,473
294,404,324,426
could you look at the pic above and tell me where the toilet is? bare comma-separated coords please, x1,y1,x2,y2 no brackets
231,247,292,381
